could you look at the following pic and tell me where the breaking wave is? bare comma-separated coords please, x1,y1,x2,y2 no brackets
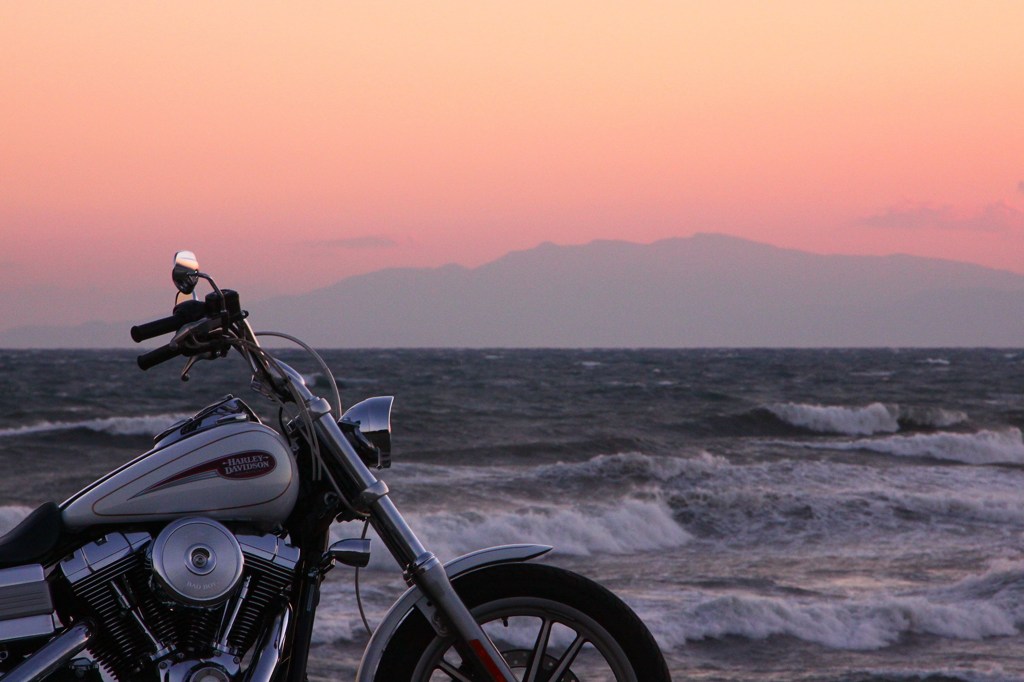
341,497,691,569
0,506,32,534
0,414,190,440
639,562,1024,651
817,429,1024,465
532,451,710,483
766,402,900,436
413,497,691,559
644,590,1015,651
764,402,969,437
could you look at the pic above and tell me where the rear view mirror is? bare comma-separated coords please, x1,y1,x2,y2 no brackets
172,251,200,294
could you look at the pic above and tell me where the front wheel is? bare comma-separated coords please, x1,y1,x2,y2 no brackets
374,563,670,681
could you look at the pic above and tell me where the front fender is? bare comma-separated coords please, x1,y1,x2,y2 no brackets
354,543,552,682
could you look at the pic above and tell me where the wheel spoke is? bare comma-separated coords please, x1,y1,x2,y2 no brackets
524,618,554,682
547,634,586,682
437,659,475,682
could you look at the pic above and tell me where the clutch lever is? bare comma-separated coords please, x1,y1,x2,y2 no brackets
170,317,230,381
180,355,200,382
169,318,210,351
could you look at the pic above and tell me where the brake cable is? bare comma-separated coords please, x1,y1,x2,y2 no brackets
355,518,373,636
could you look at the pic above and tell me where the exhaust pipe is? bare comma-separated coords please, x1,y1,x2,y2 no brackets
3,620,93,682
241,607,290,682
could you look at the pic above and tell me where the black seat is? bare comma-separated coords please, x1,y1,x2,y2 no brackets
0,502,64,568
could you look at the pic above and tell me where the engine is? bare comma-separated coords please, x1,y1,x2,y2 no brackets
59,519,299,682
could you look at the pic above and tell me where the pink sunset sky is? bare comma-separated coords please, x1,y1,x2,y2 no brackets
2,2,1024,331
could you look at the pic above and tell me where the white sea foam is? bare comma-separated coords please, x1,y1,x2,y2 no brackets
662,451,1024,542
0,506,33,534
638,561,1024,651
898,405,970,428
340,498,691,569
767,402,900,436
830,429,1024,465
639,589,1017,651
0,414,190,439
533,451,718,482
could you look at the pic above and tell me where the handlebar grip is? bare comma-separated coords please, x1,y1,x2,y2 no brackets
130,300,207,343
137,345,182,371
131,315,181,343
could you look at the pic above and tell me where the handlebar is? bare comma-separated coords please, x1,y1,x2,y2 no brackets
137,344,184,370
132,291,245,372
130,300,207,342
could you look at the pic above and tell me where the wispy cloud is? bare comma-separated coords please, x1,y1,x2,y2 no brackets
857,201,1024,232
310,236,398,250
1017,180,1024,194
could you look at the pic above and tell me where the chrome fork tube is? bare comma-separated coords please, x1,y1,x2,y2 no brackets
289,371,515,681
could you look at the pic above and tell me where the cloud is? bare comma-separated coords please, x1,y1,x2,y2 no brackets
858,201,1024,232
1018,181,1024,194
311,236,397,250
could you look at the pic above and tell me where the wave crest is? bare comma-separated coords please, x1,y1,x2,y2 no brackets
766,402,900,436
0,506,33,534
832,429,1024,465
640,590,1016,651
0,414,190,440
763,402,970,437
533,451,725,483
343,498,691,568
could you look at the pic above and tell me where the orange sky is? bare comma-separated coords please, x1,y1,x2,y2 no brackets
2,1,1024,329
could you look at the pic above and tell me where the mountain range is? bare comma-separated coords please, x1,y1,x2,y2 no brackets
4,233,1023,348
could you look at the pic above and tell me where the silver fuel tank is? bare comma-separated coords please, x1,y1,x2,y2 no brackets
62,398,298,531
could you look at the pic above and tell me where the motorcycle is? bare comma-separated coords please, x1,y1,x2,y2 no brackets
0,252,670,682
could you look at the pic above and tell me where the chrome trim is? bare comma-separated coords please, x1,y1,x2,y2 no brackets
442,544,553,576
354,544,552,682
161,651,239,682
0,565,52,631
172,250,200,295
240,607,290,682
60,533,151,585
2,620,93,682
341,396,394,454
325,538,371,568
0,614,55,643
215,576,250,653
110,582,171,660
150,518,243,607
356,480,389,510
0,565,45,586
236,534,300,571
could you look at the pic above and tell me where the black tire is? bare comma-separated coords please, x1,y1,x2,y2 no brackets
374,563,670,681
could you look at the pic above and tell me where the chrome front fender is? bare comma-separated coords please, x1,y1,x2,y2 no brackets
354,543,552,682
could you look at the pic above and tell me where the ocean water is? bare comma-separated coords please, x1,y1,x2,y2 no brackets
2,348,1024,681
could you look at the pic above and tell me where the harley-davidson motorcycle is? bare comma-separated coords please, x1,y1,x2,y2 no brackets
0,252,670,682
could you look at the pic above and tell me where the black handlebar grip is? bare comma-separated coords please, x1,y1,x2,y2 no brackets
131,315,182,343
137,345,182,371
130,300,207,343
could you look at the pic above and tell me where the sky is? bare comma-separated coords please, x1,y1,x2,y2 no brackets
2,1,1024,332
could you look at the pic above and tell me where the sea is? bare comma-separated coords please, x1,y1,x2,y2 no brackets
3,347,1024,681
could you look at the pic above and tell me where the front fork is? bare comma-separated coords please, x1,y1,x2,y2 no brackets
376,497,516,681
297,391,517,682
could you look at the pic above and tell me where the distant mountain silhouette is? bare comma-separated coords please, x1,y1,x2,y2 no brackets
4,234,1024,347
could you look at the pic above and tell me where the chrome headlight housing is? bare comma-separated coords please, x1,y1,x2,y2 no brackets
340,396,394,468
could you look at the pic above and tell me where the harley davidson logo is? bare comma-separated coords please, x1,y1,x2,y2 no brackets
216,453,275,479
134,451,277,497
